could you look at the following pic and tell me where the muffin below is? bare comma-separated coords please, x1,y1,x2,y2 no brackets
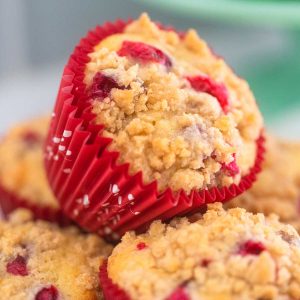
0,209,112,299
0,116,66,223
102,203,300,300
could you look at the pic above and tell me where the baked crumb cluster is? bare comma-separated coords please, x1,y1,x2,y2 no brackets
228,136,300,231
84,13,263,193
0,209,112,299
0,117,57,208
108,203,300,300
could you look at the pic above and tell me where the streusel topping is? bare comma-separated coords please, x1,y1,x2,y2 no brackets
85,13,263,193
0,209,112,299
107,203,300,300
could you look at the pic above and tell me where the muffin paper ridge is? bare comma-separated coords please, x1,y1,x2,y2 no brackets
44,19,265,240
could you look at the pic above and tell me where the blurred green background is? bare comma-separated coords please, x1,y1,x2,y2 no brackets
0,0,299,137
136,0,300,135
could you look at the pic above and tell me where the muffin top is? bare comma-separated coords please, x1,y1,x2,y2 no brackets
84,13,263,193
228,136,300,231
107,203,300,300
0,117,57,208
0,209,112,299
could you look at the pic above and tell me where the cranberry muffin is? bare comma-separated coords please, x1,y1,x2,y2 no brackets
44,13,264,238
84,13,263,193
0,209,112,299
102,203,300,300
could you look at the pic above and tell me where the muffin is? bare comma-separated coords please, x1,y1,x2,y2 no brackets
228,136,300,231
0,209,112,299
45,13,264,238
101,203,300,300
0,116,68,224
85,13,263,193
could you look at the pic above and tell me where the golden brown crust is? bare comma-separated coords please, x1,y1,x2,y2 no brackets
0,209,112,299
108,203,300,300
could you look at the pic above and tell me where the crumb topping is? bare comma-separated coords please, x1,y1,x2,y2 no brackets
84,13,263,193
108,203,300,300
0,209,112,299
228,136,300,232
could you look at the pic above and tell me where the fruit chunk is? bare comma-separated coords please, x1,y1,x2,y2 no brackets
22,131,42,147
221,154,239,177
6,255,28,276
118,41,172,68
167,287,190,300
136,242,147,250
35,285,59,300
187,75,229,112
89,72,123,99
239,240,266,256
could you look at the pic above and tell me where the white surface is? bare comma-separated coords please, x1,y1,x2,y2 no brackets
0,63,64,132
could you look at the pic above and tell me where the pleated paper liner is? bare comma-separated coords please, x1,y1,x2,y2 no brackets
44,19,265,240
0,183,70,226
99,261,130,300
99,260,190,300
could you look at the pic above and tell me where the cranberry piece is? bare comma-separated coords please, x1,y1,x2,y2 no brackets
136,242,147,250
89,72,123,99
239,240,266,256
35,285,58,300
6,255,28,276
187,75,229,113
200,258,211,267
221,154,239,177
118,41,172,68
22,131,42,147
167,287,190,300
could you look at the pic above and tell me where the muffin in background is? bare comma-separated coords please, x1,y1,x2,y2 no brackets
227,136,300,231
44,13,264,239
0,209,112,299
0,116,68,224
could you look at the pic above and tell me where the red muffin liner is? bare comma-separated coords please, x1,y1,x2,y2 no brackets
0,182,70,225
99,260,190,300
45,19,265,240
100,261,130,300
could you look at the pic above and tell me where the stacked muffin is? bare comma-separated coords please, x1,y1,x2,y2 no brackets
1,13,299,300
